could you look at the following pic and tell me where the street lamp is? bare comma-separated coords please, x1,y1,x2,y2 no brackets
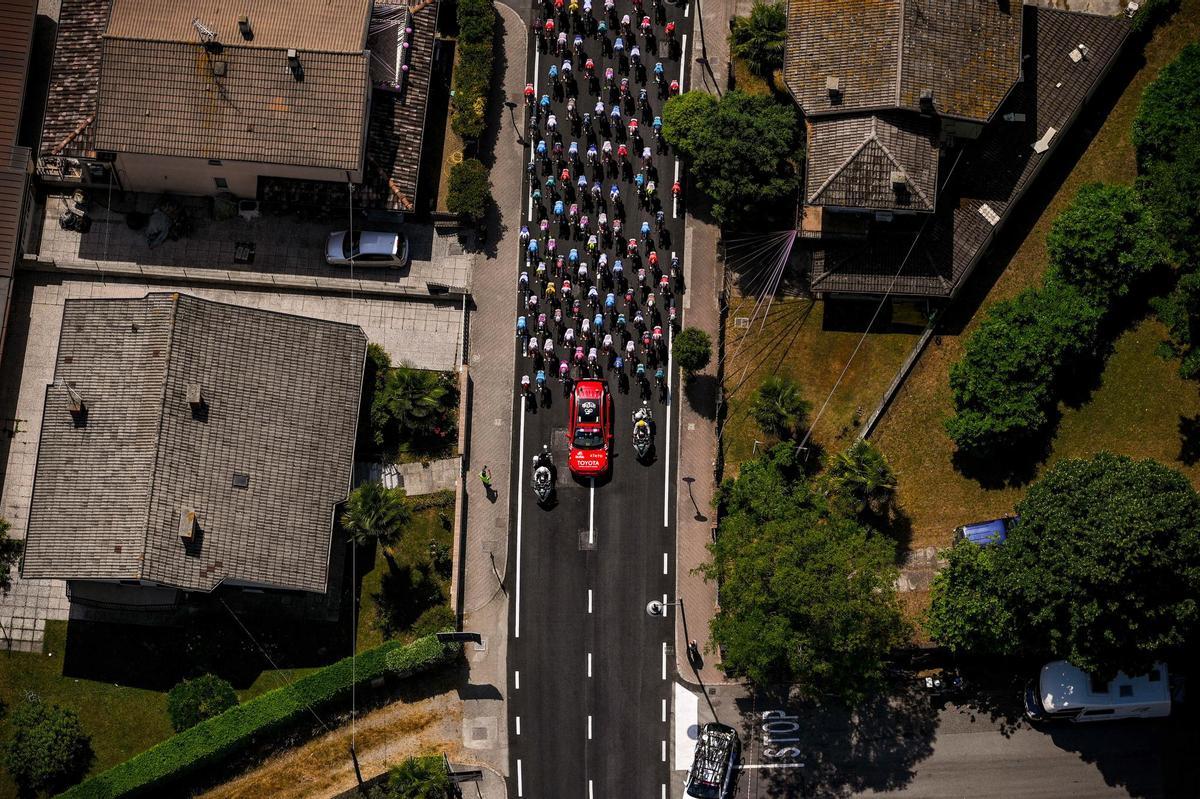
646,597,681,617
646,597,702,668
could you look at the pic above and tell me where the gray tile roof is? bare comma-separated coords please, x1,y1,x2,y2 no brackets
784,0,1022,123
22,293,367,594
0,0,36,281
38,0,108,157
95,38,370,171
806,114,939,211
808,7,1130,297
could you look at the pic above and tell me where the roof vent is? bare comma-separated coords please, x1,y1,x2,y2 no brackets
212,60,227,77
232,472,250,489
238,15,253,40
890,170,908,192
287,49,304,81
65,383,86,415
179,509,198,543
1069,43,1090,63
919,88,934,112
186,382,204,408
826,76,841,100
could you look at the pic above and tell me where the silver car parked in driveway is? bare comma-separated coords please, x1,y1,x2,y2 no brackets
325,230,410,267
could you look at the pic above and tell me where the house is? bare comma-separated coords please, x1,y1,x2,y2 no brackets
784,0,1133,299
0,0,38,357
36,0,438,211
20,293,367,608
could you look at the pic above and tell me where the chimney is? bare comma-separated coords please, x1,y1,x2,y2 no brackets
287,49,304,81
826,76,841,101
179,509,198,543
238,15,253,40
891,170,908,193
919,88,934,112
187,382,204,409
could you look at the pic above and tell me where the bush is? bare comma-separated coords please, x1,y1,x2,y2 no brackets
446,158,493,220
451,0,496,141
1138,129,1200,261
5,700,92,795
59,636,460,799
0,516,21,592
166,674,238,733
748,375,809,439
1046,182,1169,300
1132,42,1200,170
672,326,712,376
404,489,455,512
367,756,452,799
411,605,457,638
1153,270,1200,379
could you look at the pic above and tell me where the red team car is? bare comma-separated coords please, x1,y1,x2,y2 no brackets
568,380,613,477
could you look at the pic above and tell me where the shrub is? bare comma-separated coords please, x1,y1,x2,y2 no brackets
59,637,460,799
1132,42,1200,170
672,327,712,376
451,0,496,141
748,375,809,439
367,756,452,799
1138,129,1200,261
5,700,92,795
404,490,455,513
166,674,238,732
411,605,457,638
446,158,493,220
0,516,21,592
1153,271,1200,379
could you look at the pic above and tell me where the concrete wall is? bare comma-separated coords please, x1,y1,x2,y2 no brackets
113,152,362,197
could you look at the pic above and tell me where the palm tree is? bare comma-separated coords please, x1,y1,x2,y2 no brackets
826,440,897,517
341,482,411,569
749,375,811,439
729,0,787,78
373,366,457,453
377,756,452,799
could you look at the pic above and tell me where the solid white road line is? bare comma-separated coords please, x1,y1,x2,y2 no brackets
680,35,688,88
663,322,673,528
673,159,681,219
515,670,520,689
516,394,527,638
741,763,808,770
588,588,593,613
661,641,668,680
516,716,522,735
529,48,540,221
589,477,596,543
517,759,524,797
588,651,593,677
663,552,669,574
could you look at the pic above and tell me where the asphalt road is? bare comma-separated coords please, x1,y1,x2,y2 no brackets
506,1,695,796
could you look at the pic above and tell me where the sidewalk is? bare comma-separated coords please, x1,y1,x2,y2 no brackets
672,0,748,687
457,3,530,795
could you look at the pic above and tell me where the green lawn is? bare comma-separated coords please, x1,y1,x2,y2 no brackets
722,296,925,471
872,4,1200,554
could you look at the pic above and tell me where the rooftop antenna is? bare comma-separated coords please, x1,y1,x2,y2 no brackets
192,17,217,42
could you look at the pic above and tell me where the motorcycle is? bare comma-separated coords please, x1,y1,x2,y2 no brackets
531,445,555,504
632,402,653,461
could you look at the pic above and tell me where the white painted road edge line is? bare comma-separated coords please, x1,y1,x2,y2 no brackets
528,47,540,221
515,393,526,638
680,35,688,89
589,477,596,543
673,158,681,219
663,320,673,528
517,759,524,797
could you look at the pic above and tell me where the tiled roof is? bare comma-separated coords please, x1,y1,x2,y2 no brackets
94,38,369,170
806,114,939,211
105,0,372,52
363,0,439,211
0,0,36,281
784,0,1022,123
784,0,900,116
22,293,367,594
808,7,1130,297
38,0,109,157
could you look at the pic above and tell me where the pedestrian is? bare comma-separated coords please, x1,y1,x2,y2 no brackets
479,466,494,493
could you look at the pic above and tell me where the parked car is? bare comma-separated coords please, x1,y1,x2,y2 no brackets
1024,660,1171,723
325,230,409,267
567,379,612,477
954,515,1018,546
685,722,741,798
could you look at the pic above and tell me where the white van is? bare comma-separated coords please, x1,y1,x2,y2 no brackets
1024,660,1170,722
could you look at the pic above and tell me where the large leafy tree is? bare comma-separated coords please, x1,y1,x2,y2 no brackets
1046,182,1170,300
368,755,452,799
928,453,1200,678
4,700,92,795
1131,42,1200,171
729,0,787,77
342,481,412,565
703,444,908,700
824,440,897,519
1138,129,1200,262
748,375,809,440
1152,270,1200,379
662,91,800,226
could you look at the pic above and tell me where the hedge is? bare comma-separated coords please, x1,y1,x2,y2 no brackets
451,0,496,141
57,636,460,799
405,489,456,512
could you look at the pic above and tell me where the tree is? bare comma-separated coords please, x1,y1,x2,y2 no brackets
1046,182,1169,300
166,674,238,732
342,482,412,559
1137,123,1200,263
367,755,452,799
748,375,809,439
703,444,909,700
673,327,712,376
662,91,800,226
1152,270,1200,379
0,517,22,593
728,0,787,77
446,158,493,220
928,453,1200,678
371,365,460,456
824,440,897,518
1132,42,1200,170
4,700,92,795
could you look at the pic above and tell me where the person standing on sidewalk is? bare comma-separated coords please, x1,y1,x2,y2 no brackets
480,465,496,501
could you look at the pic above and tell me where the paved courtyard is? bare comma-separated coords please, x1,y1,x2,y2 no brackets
0,272,466,649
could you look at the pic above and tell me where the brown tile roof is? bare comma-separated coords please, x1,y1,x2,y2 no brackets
39,0,109,157
806,114,939,211
784,0,1023,123
363,0,439,211
105,0,372,52
22,293,367,594
808,7,1130,297
0,0,36,280
94,38,370,170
